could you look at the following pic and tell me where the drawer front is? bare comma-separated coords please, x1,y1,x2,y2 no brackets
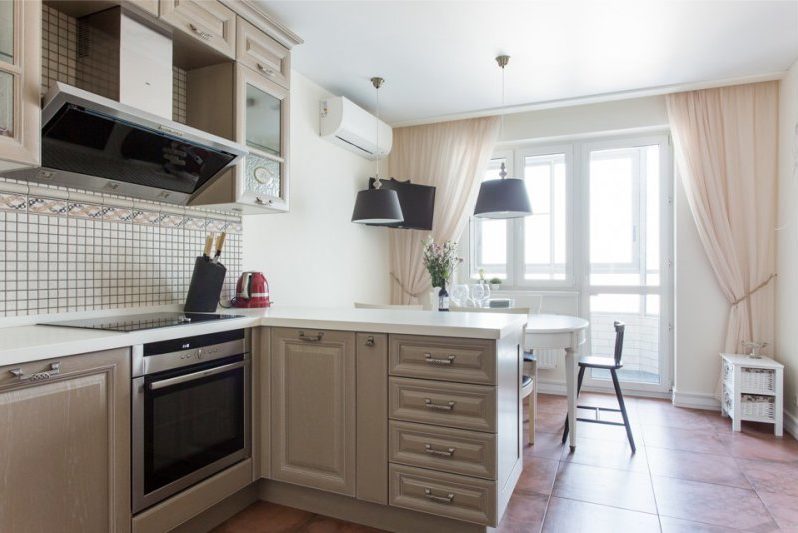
236,17,290,88
389,334,496,385
389,377,496,432
389,421,496,479
389,464,496,526
160,0,236,58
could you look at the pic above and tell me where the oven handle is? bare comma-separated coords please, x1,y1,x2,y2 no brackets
147,361,246,391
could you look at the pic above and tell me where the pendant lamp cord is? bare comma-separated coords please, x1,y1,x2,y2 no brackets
371,77,384,190
496,56,509,180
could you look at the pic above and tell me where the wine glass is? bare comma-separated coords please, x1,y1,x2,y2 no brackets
451,284,469,306
481,284,491,307
469,284,486,307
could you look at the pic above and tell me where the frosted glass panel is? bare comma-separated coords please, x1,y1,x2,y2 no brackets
0,0,12,64
0,70,12,138
245,153,281,198
245,83,281,156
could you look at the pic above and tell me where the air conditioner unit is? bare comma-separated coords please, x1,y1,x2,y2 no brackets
320,96,392,160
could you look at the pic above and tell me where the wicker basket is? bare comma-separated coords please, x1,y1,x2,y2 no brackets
741,394,775,420
740,368,776,395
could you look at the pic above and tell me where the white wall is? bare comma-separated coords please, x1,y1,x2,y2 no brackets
487,96,729,400
776,59,798,429
242,71,391,307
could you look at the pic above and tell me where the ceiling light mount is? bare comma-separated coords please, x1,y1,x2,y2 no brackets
370,76,384,89
495,55,510,69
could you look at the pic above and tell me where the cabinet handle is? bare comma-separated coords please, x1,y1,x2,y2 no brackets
187,23,213,40
425,353,455,365
424,488,454,504
425,399,455,411
256,63,276,76
9,362,61,383
255,197,273,206
365,336,375,347
299,331,324,342
424,444,456,457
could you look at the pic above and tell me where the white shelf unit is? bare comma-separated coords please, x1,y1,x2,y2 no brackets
720,353,783,436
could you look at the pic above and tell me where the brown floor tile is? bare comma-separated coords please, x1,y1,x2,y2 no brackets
659,516,743,532
560,436,646,471
737,458,798,497
298,516,385,532
637,403,716,431
541,497,660,533
652,475,778,530
646,446,751,488
642,425,729,455
516,456,559,495
496,491,549,532
552,462,657,513
525,430,568,460
212,502,314,533
721,430,798,463
754,489,798,530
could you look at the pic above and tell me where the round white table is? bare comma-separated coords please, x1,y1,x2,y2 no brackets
524,314,590,449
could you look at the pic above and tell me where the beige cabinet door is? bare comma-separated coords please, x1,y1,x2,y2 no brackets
270,328,356,496
0,349,131,533
0,0,40,172
236,16,290,89
160,0,236,58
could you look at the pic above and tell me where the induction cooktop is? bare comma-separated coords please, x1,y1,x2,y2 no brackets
39,312,245,332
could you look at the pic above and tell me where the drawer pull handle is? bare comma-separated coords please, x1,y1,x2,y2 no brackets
424,488,454,504
425,353,455,365
425,399,455,411
299,331,324,342
188,23,213,40
256,63,276,76
425,444,456,457
365,336,376,347
9,362,61,382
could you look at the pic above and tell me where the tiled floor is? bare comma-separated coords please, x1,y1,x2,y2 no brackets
213,393,798,532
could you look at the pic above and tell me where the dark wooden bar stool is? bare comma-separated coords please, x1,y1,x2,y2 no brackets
561,321,636,453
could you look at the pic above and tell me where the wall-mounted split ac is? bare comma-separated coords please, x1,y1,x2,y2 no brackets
320,96,392,160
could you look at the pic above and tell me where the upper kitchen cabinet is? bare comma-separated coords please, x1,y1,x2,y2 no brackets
160,0,236,60
0,348,131,533
0,0,41,172
236,16,290,89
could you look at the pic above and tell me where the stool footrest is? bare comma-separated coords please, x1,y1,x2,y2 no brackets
576,417,626,427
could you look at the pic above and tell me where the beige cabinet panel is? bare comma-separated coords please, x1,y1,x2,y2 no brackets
271,328,356,496
0,0,40,171
160,0,236,58
389,377,497,432
389,464,497,526
389,334,496,385
389,420,497,480
236,16,290,89
0,349,131,533
125,0,159,16
356,332,388,504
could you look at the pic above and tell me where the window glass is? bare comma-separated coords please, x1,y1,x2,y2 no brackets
471,158,509,279
523,153,567,280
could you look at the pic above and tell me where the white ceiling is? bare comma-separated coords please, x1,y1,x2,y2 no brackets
257,1,798,125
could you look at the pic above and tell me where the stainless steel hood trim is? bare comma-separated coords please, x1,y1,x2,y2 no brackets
7,83,247,206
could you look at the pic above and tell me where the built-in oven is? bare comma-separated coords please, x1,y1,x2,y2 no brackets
132,329,250,513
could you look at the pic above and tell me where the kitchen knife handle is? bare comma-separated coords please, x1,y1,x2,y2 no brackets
214,232,226,258
204,233,214,257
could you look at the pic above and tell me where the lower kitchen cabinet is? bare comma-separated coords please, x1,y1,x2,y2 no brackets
270,328,356,496
0,348,131,533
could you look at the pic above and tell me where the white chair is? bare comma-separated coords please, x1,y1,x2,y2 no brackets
450,306,537,445
354,302,424,310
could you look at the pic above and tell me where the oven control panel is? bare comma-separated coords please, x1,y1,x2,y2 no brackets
132,329,249,377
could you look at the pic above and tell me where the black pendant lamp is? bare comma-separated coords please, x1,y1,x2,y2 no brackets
351,77,403,225
473,55,532,219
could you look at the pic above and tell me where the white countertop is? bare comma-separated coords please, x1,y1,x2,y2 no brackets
0,306,528,367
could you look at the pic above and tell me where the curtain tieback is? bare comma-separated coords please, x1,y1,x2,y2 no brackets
731,273,776,306
390,272,424,298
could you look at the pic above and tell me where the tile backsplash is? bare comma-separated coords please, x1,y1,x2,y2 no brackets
0,181,242,317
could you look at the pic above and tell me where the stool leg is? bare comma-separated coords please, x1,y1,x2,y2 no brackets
562,366,586,444
610,369,636,453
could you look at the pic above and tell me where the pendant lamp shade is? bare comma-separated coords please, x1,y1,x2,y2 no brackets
351,187,403,224
473,177,532,219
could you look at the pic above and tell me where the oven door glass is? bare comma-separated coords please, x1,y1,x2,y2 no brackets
143,355,246,495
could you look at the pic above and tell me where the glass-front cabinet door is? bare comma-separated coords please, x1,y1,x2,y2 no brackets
236,64,289,212
0,0,40,171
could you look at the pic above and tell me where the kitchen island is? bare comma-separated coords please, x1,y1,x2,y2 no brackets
0,307,526,533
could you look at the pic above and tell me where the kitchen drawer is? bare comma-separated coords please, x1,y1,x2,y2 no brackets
236,17,290,88
389,420,496,479
389,334,496,385
160,0,236,58
389,377,496,432
389,464,496,526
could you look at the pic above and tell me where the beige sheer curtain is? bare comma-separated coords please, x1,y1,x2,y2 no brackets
666,81,778,364
388,116,501,304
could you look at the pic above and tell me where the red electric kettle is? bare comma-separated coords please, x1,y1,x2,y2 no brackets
232,272,271,308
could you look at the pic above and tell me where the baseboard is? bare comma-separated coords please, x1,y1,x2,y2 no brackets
784,409,798,440
171,485,258,533
671,389,721,411
538,381,671,400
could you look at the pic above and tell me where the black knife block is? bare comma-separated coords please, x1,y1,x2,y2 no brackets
184,256,227,313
